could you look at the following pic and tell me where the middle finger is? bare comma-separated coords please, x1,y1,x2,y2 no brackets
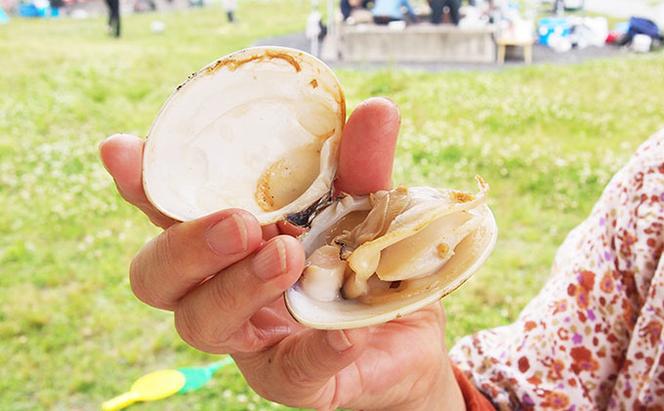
174,235,305,353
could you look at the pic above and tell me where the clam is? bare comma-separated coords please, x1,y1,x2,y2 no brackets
142,46,497,330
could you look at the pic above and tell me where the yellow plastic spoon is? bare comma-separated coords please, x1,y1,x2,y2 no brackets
101,369,185,411
101,358,233,411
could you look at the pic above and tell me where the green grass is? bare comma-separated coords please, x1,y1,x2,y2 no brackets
1,3,664,410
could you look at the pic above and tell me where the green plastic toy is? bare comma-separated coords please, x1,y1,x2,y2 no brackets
101,357,234,410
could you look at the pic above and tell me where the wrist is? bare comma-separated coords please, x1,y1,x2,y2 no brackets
415,358,466,411
370,355,466,411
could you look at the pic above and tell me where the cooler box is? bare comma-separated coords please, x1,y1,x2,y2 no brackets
538,17,571,45
18,4,59,17
19,3,41,16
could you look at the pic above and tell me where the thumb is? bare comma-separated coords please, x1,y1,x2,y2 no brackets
239,328,370,409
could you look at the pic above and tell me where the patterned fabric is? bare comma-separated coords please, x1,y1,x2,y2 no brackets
453,364,498,410
450,131,664,410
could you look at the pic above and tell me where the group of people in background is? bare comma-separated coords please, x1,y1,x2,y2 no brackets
104,0,475,40
341,0,476,26
104,0,236,38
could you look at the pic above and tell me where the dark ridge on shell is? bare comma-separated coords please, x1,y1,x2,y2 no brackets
286,189,335,228
389,281,402,289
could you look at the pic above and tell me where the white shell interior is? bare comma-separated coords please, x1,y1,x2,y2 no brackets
285,204,497,329
143,47,345,224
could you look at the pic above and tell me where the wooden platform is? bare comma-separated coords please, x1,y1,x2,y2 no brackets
337,24,497,63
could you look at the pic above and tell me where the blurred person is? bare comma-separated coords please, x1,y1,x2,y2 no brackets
223,0,236,23
553,0,564,15
49,0,63,16
617,17,663,47
429,0,460,25
372,0,416,25
106,0,120,37
101,98,664,410
340,0,371,21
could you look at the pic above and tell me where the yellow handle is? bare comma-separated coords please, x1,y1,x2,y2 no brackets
101,391,142,411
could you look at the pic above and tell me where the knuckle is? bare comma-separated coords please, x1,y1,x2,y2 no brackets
156,228,180,276
279,344,314,386
174,304,226,354
208,275,241,314
129,249,173,310
174,305,201,348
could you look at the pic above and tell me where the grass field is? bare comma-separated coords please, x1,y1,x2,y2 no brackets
1,2,664,409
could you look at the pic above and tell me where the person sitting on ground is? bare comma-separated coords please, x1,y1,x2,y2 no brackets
100,98,664,410
429,0,460,25
372,0,416,25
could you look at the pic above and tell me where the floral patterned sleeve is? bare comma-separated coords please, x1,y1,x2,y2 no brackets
449,130,664,410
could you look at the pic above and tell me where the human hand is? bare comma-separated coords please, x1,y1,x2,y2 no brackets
100,98,466,410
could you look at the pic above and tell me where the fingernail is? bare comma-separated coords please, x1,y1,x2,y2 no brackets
326,330,353,353
206,214,248,255
252,239,287,281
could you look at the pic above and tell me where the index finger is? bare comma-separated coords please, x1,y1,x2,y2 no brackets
99,134,178,229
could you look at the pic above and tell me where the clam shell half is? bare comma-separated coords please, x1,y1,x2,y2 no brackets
143,47,345,224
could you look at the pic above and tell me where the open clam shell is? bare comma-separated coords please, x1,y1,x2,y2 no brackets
141,46,497,330
143,47,345,224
